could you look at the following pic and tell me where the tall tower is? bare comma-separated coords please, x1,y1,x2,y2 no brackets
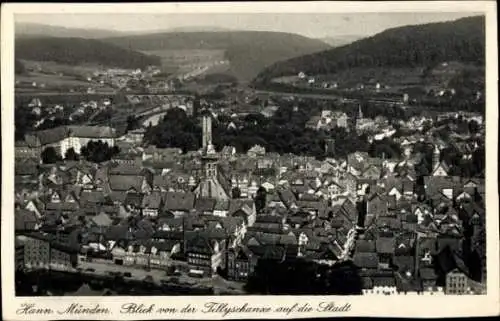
194,107,229,200
200,107,218,180
201,109,213,151
357,104,364,120
432,145,441,170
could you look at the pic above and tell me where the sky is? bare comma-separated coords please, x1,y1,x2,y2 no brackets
15,12,480,38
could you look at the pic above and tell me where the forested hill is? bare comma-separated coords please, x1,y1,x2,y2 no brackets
15,22,129,39
15,37,161,69
103,31,330,81
255,16,485,83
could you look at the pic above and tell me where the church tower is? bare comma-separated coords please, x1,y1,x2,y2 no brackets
432,145,441,170
194,108,230,200
357,104,364,120
200,108,217,178
202,109,213,151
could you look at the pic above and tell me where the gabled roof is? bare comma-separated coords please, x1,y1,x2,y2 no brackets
164,192,195,211
353,252,379,269
91,212,113,227
376,237,396,254
15,209,40,230
142,191,163,209
109,175,144,192
194,197,216,213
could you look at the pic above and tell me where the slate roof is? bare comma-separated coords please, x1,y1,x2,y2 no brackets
142,191,163,209
29,125,116,145
91,212,113,227
46,202,79,212
15,209,40,231
376,237,396,254
109,175,144,192
419,267,437,281
356,239,376,253
109,164,144,176
194,197,217,213
353,252,379,269
79,190,106,204
164,192,195,211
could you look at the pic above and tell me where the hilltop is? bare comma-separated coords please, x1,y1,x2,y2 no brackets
15,22,129,39
255,16,485,83
15,37,161,69
319,35,364,47
103,31,330,81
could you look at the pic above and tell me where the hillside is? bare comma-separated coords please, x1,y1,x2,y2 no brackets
319,35,364,47
103,31,330,81
15,37,161,69
255,16,485,83
15,23,129,39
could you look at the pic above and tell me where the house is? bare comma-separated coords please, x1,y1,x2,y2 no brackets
108,175,151,194
25,125,117,158
15,209,41,231
213,199,230,217
250,215,285,234
260,105,279,118
22,233,52,270
195,197,217,215
226,246,255,281
376,237,396,269
185,231,226,276
91,212,113,227
419,267,438,290
228,199,256,226
50,242,78,270
305,116,322,130
367,193,388,217
221,146,236,158
149,241,182,267
445,268,469,295
141,192,164,217
353,252,379,270
247,145,266,158
432,161,450,177
164,192,196,217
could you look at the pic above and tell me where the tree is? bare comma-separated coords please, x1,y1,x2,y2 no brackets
41,147,62,164
15,59,26,75
65,147,79,161
254,186,267,214
245,258,362,295
126,115,140,132
80,140,120,163
231,187,241,199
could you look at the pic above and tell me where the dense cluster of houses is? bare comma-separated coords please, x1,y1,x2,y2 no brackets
14,106,486,295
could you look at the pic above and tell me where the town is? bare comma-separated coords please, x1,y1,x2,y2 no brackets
13,14,486,297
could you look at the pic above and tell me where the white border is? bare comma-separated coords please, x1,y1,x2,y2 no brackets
2,2,499,319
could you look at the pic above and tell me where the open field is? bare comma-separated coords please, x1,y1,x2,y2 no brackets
16,73,93,88
20,60,106,76
141,49,226,68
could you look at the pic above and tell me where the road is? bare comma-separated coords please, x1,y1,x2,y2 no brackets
253,89,344,101
77,260,212,287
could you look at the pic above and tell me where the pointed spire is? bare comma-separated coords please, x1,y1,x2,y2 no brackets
433,144,441,170
358,104,363,119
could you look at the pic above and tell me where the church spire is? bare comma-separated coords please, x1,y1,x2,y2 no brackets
357,104,364,119
432,144,441,170
201,108,216,156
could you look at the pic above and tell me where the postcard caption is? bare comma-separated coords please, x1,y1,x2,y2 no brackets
16,301,351,317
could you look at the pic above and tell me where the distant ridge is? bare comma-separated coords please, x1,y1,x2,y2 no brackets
103,31,331,81
16,37,161,69
255,16,485,82
15,22,129,39
319,35,364,48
